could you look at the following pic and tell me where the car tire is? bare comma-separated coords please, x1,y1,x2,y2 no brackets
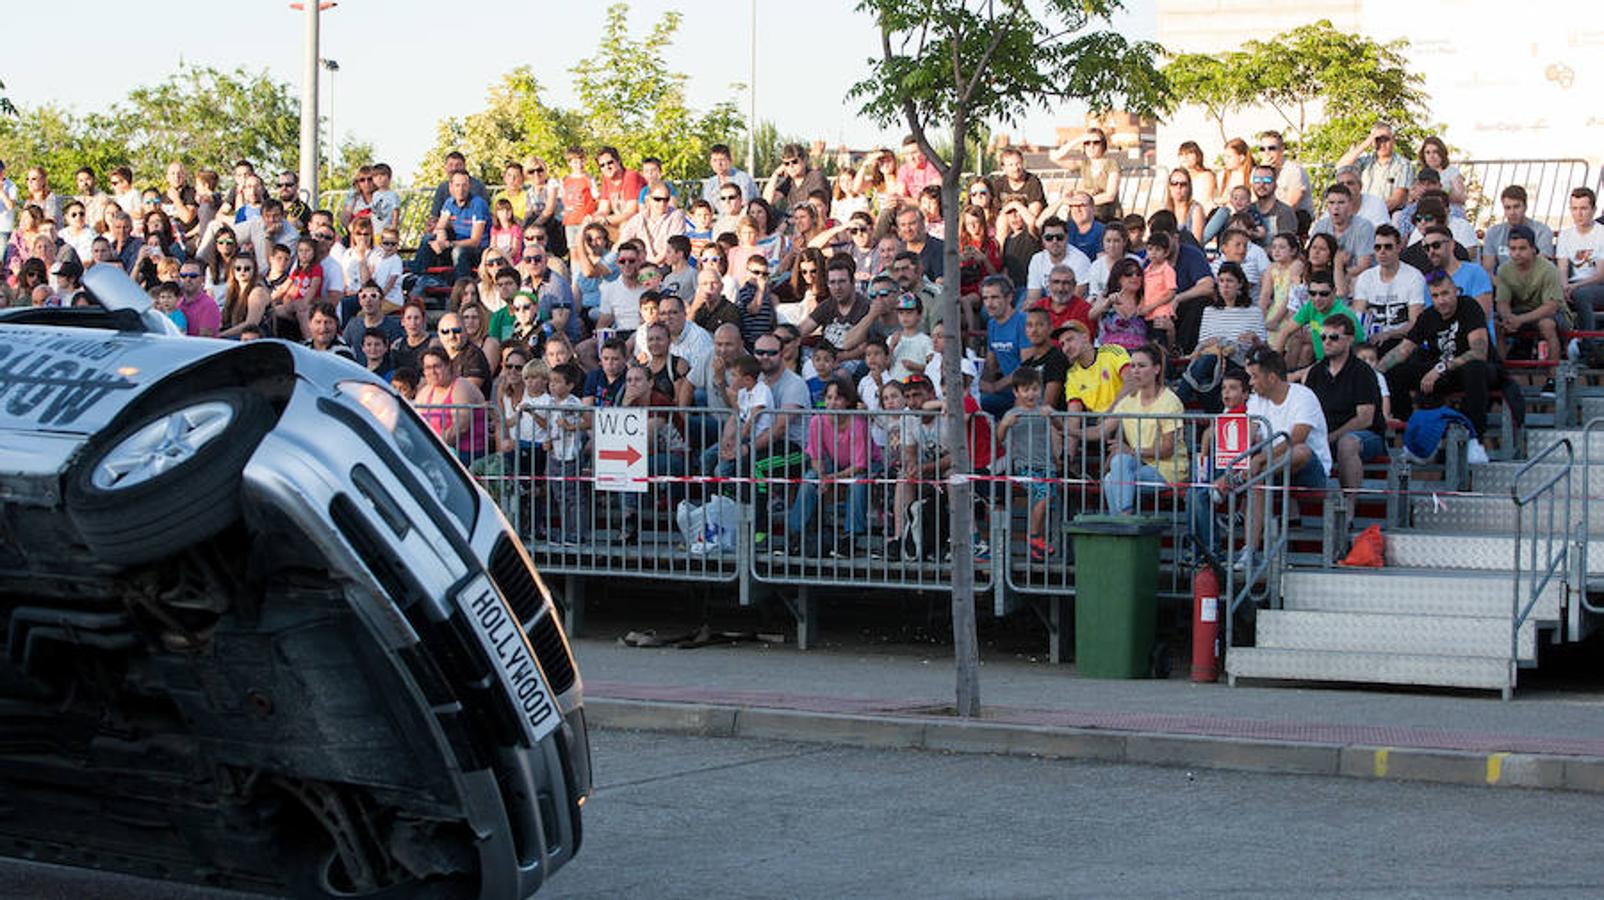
66,387,274,566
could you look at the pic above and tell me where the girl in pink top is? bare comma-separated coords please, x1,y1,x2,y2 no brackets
786,376,873,549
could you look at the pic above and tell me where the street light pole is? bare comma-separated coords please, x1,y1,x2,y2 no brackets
297,1,321,204
322,59,341,177
747,0,757,173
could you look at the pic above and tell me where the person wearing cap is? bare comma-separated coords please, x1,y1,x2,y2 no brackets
1337,123,1414,213
49,257,84,307
1494,224,1567,369
1399,197,1471,275
887,292,934,379
1058,319,1131,421
1391,167,1443,240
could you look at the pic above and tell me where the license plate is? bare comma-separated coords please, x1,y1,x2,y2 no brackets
455,575,560,745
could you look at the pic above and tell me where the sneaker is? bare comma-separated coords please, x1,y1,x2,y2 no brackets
973,539,991,562
1467,440,1490,466
1028,537,1055,562
1232,547,1256,572
1542,377,1557,395
688,539,715,556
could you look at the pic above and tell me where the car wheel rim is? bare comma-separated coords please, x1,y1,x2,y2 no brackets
91,401,236,491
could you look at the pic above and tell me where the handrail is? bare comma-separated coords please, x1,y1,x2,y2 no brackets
1508,436,1573,700
1580,417,1604,612
1222,425,1294,659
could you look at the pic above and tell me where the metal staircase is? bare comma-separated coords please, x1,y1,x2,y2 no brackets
1228,424,1600,699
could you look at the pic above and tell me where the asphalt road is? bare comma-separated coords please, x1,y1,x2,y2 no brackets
8,728,1604,899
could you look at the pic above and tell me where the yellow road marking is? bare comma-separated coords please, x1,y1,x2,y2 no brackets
1487,752,1508,785
1374,748,1391,777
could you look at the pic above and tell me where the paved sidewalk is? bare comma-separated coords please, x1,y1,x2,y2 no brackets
573,637,1604,792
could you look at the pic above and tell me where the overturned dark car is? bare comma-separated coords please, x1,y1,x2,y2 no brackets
0,266,589,898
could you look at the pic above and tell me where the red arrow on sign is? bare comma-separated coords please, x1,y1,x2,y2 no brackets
598,446,643,466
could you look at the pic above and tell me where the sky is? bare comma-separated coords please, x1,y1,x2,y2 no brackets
1,0,1154,185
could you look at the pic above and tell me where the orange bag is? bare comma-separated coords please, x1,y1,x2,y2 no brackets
1340,524,1385,568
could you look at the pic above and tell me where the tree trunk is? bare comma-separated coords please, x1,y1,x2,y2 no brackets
941,122,980,719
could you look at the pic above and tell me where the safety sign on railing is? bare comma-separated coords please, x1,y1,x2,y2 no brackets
593,407,648,493
1215,413,1252,471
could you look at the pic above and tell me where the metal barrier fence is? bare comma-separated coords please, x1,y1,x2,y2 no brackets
1579,416,1604,614
1459,159,1595,232
318,188,455,250
1509,435,1573,700
417,398,1295,625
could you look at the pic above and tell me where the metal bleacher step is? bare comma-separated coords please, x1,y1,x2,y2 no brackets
1226,647,1510,692
1385,531,1604,576
1573,397,1604,423
1471,461,1604,495
1256,609,1536,662
1280,568,1562,623
1526,428,1604,457
1409,494,1604,535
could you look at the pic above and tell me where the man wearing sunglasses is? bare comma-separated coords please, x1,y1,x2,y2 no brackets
435,311,491,393
619,183,688,265
700,143,757,206
1249,164,1297,245
1351,224,1425,354
1419,224,1492,343
763,143,827,215
1302,315,1384,493
1338,122,1414,213
1257,131,1312,228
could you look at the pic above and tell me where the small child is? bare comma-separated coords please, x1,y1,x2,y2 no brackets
266,242,293,291
858,338,891,411
517,360,553,540
998,368,1061,561
371,228,405,311
1141,234,1177,343
1353,342,1391,421
803,341,838,407
389,366,419,401
150,281,187,332
560,147,597,249
686,199,716,256
1192,367,1252,557
544,363,590,546
888,293,934,379
722,355,772,464
282,236,323,305
361,328,393,379
490,198,524,260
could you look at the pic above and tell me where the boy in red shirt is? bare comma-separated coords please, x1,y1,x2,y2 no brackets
560,146,597,250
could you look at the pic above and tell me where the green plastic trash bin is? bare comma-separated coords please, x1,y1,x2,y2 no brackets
1067,514,1164,678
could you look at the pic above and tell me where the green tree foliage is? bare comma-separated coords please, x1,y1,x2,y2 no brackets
849,0,1168,717
0,78,15,117
411,68,586,188
571,4,745,176
1163,20,1430,165
0,64,310,190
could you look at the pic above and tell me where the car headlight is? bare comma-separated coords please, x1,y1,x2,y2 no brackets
337,380,476,529
337,381,400,432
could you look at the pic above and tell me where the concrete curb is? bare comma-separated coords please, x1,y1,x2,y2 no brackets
587,697,1604,794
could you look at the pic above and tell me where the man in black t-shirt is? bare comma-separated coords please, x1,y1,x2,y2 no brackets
1303,315,1383,490
1376,271,1496,434
987,148,1046,220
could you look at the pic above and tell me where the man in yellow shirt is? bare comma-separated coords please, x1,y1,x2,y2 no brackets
1058,321,1132,414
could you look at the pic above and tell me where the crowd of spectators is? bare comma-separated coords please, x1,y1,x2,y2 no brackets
5,123,1602,560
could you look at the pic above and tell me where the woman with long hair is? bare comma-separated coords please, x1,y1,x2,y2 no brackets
1098,343,1189,514
776,246,828,324
1259,232,1308,332
220,254,272,337
389,301,433,373
1418,136,1467,209
459,298,500,377
448,276,481,314
1215,138,1254,205
744,197,787,268
200,222,241,298
1076,127,1123,221
1179,261,1266,410
1089,257,1150,350
524,157,561,228
1178,141,1218,210
4,205,44,286
831,168,870,222
1162,168,1206,243
1303,231,1347,300
570,222,618,322
143,208,186,260
855,148,902,218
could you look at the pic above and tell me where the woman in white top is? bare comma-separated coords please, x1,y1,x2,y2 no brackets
1084,221,1135,300
1178,141,1218,211
1179,261,1266,411
1417,136,1467,209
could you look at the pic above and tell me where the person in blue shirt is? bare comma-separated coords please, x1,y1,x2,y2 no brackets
425,171,490,280
977,274,1028,416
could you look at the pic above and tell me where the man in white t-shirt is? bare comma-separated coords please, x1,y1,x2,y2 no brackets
1226,349,1330,570
1025,218,1091,304
597,241,648,335
1350,223,1425,353
1558,187,1604,344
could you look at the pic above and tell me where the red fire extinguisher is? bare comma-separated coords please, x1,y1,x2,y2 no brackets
1191,561,1221,683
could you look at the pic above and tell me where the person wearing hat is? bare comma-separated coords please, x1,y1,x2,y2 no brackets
50,257,84,307
887,292,933,379
1058,319,1132,420
1391,167,1443,241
